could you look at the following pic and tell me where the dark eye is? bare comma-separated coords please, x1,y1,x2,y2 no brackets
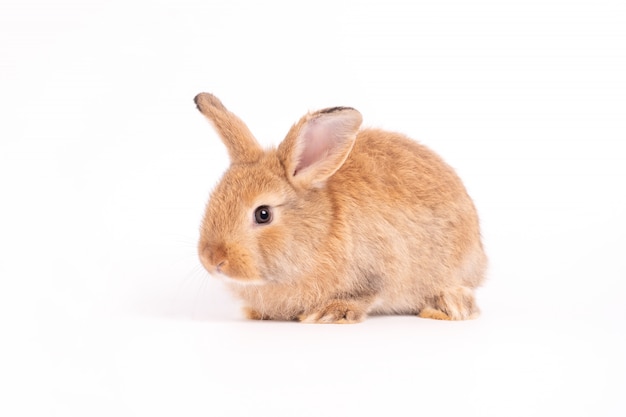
254,205,272,224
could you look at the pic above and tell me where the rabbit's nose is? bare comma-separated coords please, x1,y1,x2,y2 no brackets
198,243,228,274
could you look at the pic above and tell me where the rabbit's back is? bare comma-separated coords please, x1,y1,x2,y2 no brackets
326,128,486,314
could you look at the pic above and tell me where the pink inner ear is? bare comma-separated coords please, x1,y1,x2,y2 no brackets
295,120,331,173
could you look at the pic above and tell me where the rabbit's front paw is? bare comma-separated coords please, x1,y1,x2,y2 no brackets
299,300,367,324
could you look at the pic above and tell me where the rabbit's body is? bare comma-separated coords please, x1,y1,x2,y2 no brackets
195,93,486,323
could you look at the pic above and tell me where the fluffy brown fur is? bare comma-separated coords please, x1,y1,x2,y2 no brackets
195,93,487,323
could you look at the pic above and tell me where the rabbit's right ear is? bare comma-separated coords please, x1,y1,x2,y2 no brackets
194,93,263,164
278,107,362,189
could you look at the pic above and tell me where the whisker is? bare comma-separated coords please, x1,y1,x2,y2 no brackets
193,272,211,321
161,232,216,320
168,259,210,320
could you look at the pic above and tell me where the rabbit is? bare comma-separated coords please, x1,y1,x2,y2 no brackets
194,93,487,323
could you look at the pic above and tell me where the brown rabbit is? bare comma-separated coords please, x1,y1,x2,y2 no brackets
195,93,486,323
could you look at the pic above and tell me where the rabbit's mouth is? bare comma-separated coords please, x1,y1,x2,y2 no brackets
198,240,263,283
200,257,266,286
212,271,267,287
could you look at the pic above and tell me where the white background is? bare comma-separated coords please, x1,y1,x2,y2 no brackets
1,0,625,416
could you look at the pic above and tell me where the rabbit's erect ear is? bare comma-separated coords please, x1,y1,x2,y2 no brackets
194,93,263,164
278,107,362,188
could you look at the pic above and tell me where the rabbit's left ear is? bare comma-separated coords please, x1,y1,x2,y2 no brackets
278,107,362,188
194,93,263,164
